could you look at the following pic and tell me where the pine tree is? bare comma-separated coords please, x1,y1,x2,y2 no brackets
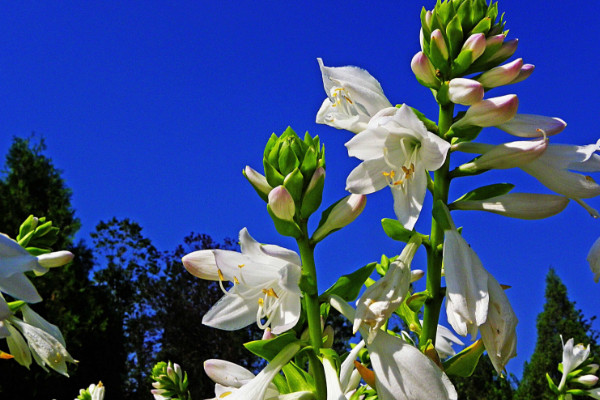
515,268,599,400
452,355,517,400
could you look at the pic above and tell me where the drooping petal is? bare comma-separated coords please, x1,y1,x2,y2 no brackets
323,357,348,400
204,359,255,388
497,114,566,138
521,158,600,199
434,324,465,358
0,273,42,303
391,166,427,230
202,287,262,331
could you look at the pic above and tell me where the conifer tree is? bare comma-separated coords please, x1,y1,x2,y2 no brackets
515,268,599,400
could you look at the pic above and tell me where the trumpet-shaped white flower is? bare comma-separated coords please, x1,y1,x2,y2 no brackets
345,105,451,230
497,114,566,138
558,336,592,391
316,58,392,134
354,236,420,343
182,228,302,334
587,236,600,283
479,274,517,375
434,324,465,358
443,230,489,338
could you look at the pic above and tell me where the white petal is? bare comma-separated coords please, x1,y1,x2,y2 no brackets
204,359,255,388
269,292,301,334
21,305,66,347
214,250,280,286
0,273,42,303
345,158,389,194
521,159,600,199
497,114,566,138
391,167,427,230
182,250,219,280
202,289,261,331
323,357,347,400
0,234,39,278
418,132,451,171
345,127,389,161
316,99,369,134
260,244,301,267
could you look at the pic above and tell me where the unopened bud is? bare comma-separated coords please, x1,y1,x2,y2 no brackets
268,186,296,221
451,193,569,220
509,64,535,85
458,137,547,172
477,58,523,88
462,33,486,61
411,52,439,88
586,364,600,374
262,327,275,340
573,374,599,387
244,166,273,201
430,29,449,61
411,269,425,282
312,194,366,242
448,78,484,105
453,94,519,128
498,114,566,138
37,250,74,268
488,39,519,64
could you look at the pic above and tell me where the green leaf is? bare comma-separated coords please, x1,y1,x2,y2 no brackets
446,15,463,59
381,218,414,242
244,332,299,361
443,339,485,377
321,262,376,302
453,183,515,203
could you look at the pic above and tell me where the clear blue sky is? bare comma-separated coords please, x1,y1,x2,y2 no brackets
0,0,598,380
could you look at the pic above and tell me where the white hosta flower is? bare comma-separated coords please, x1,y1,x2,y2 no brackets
479,274,517,375
451,193,569,220
588,387,600,399
587,237,600,283
345,104,450,230
354,236,420,343
182,228,302,334
521,141,600,199
316,58,392,134
433,323,465,358
456,136,548,172
558,336,592,391
443,229,489,338
498,114,566,138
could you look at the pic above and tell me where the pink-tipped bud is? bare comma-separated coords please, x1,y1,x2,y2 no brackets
454,94,519,128
462,33,486,61
574,374,599,387
305,167,325,194
498,114,566,138
244,165,273,198
312,194,366,242
424,10,433,29
477,58,523,88
485,34,506,50
262,328,275,340
430,29,449,60
509,64,535,85
411,269,425,282
459,137,548,172
448,78,484,105
488,39,519,63
411,51,439,88
268,186,295,221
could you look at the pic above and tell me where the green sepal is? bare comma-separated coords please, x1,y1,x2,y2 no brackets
446,117,482,141
300,147,318,182
469,0,487,28
456,0,473,33
283,168,304,204
446,15,463,60
451,49,473,77
267,205,302,239
486,2,498,22
244,332,300,361
470,17,491,35
429,36,450,76
381,218,414,243
263,133,279,159
408,107,439,134
263,159,285,187
432,200,453,231
566,389,589,396
18,215,38,241
17,230,35,248
375,254,392,276
435,82,450,106
420,7,432,40
267,139,282,168
452,183,515,203
300,171,325,219
320,262,376,302
278,141,300,176
394,300,421,334
443,339,485,377
436,0,453,25
406,291,430,313
25,247,53,256
283,361,315,393
8,301,26,313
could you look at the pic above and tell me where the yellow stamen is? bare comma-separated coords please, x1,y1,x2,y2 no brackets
219,392,232,398
217,269,225,281
233,276,240,285
258,298,264,306
238,264,245,268
393,179,404,186
262,288,279,298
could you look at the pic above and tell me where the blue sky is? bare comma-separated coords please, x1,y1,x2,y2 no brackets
0,0,598,380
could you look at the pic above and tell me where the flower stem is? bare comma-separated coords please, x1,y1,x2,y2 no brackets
421,103,454,347
297,233,326,400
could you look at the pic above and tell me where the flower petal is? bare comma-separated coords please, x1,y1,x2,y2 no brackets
345,126,390,161
202,288,261,331
345,158,389,194
182,249,219,280
0,273,42,303
391,167,427,230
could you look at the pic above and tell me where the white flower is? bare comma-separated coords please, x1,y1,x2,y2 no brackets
316,58,392,134
354,236,420,343
558,336,591,391
443,230,489,338
433,324,464,358
451,193,569,220
182,228,302,334
497,114,566,138
587,237,600,283
345,105,450,230
478,274,517,375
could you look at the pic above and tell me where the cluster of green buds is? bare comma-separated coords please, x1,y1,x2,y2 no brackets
16,215,60,256
150,361,192,400
244,127,326,238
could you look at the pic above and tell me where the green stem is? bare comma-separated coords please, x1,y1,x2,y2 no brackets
297,232,326,399
420,103,454,347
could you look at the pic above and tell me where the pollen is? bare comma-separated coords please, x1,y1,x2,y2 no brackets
233,276,240,285
219,391,232,398
238,264,245,269
217,269,225,281
258,298,264,306
262,288,279,298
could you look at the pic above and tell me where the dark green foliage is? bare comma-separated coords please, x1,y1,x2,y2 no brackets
452,354,517,400
514,268,599,400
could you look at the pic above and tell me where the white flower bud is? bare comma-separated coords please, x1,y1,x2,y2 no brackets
509,64,535,85
36,250,74,268
411,269,425,282
498,114,566,138
477,58,523,88
244,166,273,198
430,29,449,60
453,95,519,128
411,51,439,88
459,137,547,172
448,78,484,105
305,167,325,194
573,374,599,387
452,193,569,220
312,194,366,242
462,33,486,61
268,186,296,221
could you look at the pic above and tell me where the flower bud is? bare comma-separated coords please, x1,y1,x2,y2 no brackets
509,64,535,85
262,328,275,340
411,52,439,88
462,33,486,61
301,167,325,218
411,269,425,282
488,39,519,64
458,137,547,172
498,114,566,138
430,29,449,61
268,186,296,222
453,95,519,128
243,166,273,201
451,193,569,220
476,58,523,88
312,194,366,242
586,364,600,374
203,359,254,388
36,250,74,268
448,78,484,105
573,374,599,387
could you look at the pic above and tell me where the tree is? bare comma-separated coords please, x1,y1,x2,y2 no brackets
452,355,517,400
515,268,599,400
